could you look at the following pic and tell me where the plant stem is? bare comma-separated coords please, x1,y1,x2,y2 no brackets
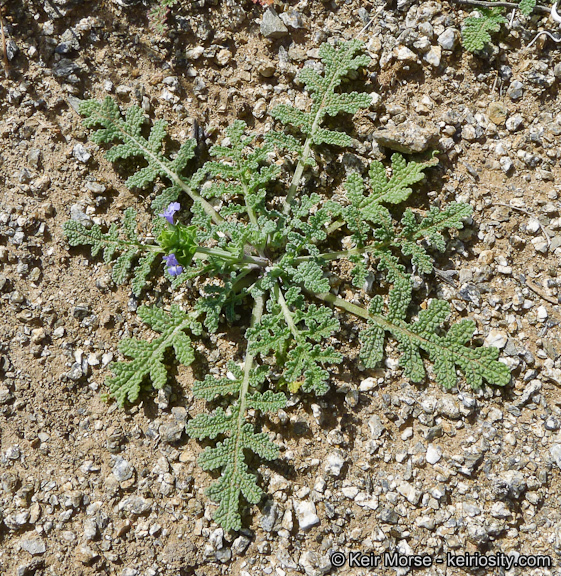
91,238,267,268
325,219,346,235
292,248,364,264
447,0,551,13
231,268,257,293
235,294,265,444
312,291,370,320
243,195,267,257
311,290,436,356
169,173,224,225
292,242,389,264
194,246,268,268
283,138,312,215
274,283,300,339
312,290,433,351
241,182,259,229
310,290,503,377
232,152,267,256
97,236,163,253
281,44,358,215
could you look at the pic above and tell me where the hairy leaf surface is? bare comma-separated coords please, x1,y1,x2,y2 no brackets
106,305,201,406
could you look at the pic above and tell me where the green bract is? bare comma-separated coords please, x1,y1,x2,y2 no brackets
157,223,198,267
64,40,511,531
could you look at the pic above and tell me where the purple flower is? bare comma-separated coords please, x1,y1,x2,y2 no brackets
163,253,183,277
159,202,181,225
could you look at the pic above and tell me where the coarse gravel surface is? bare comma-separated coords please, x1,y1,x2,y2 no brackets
2,0,561,575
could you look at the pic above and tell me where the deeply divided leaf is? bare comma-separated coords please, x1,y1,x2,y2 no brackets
106,305,200,406
63,208,158,295
461,8,508,53
187,365,286,530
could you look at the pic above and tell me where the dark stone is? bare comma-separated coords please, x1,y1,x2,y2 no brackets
53,58,81,78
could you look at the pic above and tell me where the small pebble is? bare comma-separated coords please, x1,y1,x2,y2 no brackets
112,456,134,482
294,500,320,531
423,46,441,67
19,537,46,556
536,306,548,321
487,102,507,125
506,115,524,132
437,28,459,51
507,80,524,100
324,451,345,476
499,156,513,173
426,445,442,464
260,7,289,39
484,330,507,349
396,45,417,63
279,9,304,29
73,144,91,163
359,377,377,391
6,39,19,61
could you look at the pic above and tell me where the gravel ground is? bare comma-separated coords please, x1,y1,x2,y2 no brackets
2,0,561,575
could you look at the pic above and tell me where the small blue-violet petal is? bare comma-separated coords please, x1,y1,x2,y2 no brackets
159,201,181,225
168,264,183,276
163,253,183,277
163,254,179,266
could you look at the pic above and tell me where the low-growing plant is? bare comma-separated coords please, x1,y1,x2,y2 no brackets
64,39,510,530
148,0,179,35
461,0,536,52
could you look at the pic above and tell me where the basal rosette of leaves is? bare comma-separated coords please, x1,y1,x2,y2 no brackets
63,39,511,530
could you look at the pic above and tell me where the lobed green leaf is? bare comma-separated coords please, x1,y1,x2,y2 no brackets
462,8,508,52
106,305,199,406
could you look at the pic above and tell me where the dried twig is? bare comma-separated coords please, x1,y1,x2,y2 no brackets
492,202,551,247
522,276,558,305
434,268,458,287
447,0,551,14
357,16,376,39
552,0,561,23
483,203,557,304
0,6,9,78
525,0,561,49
